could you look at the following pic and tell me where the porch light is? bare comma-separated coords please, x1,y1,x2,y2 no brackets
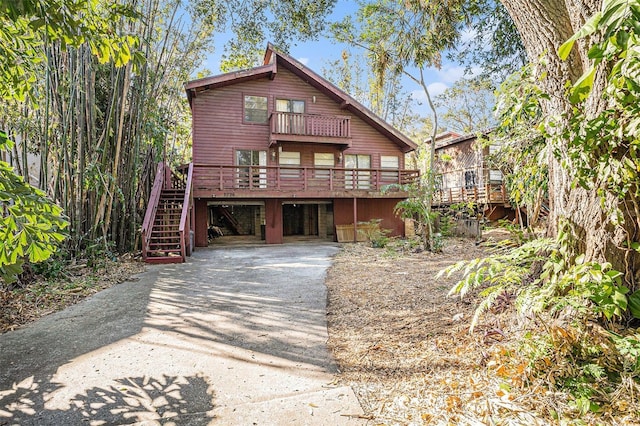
337,152,343,164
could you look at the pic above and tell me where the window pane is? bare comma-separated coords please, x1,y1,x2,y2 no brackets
357,155,371,168
314,153,334,167
381,155,399,169
236,150,252,165
244,95,268,123
292,100,305,113
276,99,290,112
279,151,300,165
237,150,265,166
344,154,356,169
276,99,305,113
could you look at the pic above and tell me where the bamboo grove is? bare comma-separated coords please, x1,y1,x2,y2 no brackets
1,0,214,258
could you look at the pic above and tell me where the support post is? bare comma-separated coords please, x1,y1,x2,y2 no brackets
353,197,358,243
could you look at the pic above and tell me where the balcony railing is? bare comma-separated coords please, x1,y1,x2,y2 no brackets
192,164,419,195
269,112,351,141
432,183,508,206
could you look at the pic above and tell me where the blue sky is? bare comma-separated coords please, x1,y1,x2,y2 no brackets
195,1,479,118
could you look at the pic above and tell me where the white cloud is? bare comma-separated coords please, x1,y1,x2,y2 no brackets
433,64,483,84
297,57,310,66
427,82,449,98
411,82,449,103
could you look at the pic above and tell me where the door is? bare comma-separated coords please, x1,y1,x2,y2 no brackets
276,99,305,134
236,150,267,188
345,154,371,189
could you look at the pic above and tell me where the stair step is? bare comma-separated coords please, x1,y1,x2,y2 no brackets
145,256,184,264
146,249,182,254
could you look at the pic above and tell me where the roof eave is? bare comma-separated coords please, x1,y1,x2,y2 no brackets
184,63,276,105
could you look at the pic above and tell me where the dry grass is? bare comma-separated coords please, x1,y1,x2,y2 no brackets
326,237,562,425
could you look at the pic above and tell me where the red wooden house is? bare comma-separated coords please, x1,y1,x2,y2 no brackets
431,132,513,221
141,44,418,263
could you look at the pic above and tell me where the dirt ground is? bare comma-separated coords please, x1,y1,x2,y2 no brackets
325,234,552,425
0,258,145,334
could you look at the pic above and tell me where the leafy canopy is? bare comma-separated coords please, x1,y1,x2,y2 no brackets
0,132,68,284
0,0,138,101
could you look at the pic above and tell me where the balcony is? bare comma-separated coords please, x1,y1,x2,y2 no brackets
269,112,352,146
192,164,419,198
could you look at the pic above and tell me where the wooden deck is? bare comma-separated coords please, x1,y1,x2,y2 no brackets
432,183,509,206
192,164,420,198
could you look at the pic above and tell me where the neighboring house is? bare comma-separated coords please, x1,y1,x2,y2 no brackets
431,132,511,221
141,44,419,262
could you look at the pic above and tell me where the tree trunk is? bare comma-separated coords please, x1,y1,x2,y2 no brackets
500,0,639,286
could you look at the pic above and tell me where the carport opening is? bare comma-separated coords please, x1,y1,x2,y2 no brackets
207,202,265,244
282,202,334,240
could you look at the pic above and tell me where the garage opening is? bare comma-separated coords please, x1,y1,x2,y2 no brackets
282,201,334,240
207,201,265,243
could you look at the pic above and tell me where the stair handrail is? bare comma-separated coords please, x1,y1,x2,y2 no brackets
141,162,166,260
178,162,194,261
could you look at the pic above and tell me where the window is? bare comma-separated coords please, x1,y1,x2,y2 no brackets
489,169,503,183
464,170,477,190
275,99,305,134
345,154,371,189
244,95,268,124
380,155,399,183
314,153,334,179
276,99,305,113
279,151,301,179
236,150,267,188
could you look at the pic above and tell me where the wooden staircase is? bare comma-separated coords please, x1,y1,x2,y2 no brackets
218,206,241,235
142,163,194,264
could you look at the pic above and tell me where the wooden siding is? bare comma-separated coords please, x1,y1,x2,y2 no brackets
334,198,405,237
191,66,408,169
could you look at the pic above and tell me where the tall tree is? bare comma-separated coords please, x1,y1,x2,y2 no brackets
435,76,496,133
323,49,420,133
499,0,639,284
332,0,465,251
191,0,338,71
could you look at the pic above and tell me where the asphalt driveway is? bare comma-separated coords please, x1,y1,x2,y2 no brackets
0,243,364,425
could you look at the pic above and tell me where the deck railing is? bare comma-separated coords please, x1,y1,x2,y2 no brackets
270,112,351,139
141,162,167,261
432,183,508,206
178,163,194,259
193,164,419,193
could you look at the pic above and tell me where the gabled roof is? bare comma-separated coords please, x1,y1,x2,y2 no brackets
434,133,477,150
184,43,417,153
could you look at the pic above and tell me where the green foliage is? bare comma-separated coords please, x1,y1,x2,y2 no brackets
450,0,527,81
357,219,391,248
0,0,139,101
189,0,336,72
435,212,453,238
486,65,548,224
443,237,551,330
434,77,497,133
322,49,420,132
386,182,440,251
0,132,68,284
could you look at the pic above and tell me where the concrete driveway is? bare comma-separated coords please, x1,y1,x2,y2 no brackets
0,243,365,425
